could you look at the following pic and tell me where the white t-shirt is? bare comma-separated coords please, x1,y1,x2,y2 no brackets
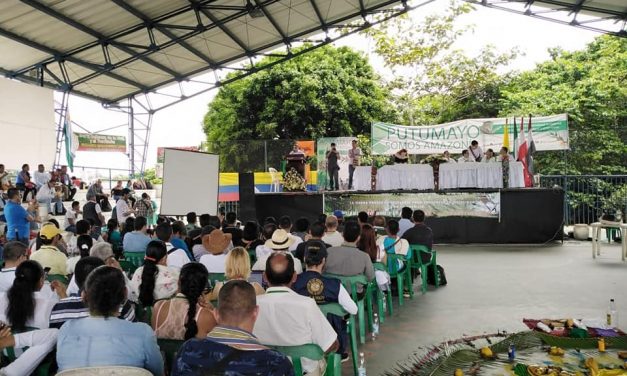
254,287,338,373
199,253,227,273
322,231,344,247
64,210,77,229
115,199,132,224
33,171,51,188
468,146,483,161
0,290,59,329
288,234,303,252
252,252,303,274
165,242,191,269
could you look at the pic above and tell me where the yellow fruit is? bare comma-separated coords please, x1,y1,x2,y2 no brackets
454,368,464,376
480,347,494,358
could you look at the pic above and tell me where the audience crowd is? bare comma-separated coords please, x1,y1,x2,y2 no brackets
0,171,436,375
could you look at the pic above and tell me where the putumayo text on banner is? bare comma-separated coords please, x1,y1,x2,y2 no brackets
371,114,569,155
74,132,126,153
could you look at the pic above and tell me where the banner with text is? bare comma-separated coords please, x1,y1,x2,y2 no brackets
325,192,501,218
75,132,126,153
371,114,569,155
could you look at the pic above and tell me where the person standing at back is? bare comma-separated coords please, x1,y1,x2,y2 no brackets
326,142,340,191
115,188,135,226
347,140,361,190
468,140,483,162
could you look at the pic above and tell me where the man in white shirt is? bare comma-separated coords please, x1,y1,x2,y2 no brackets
468,140,483,162
33,164,51,189
254,253,339,375
115,188,135,225
252,229,303,274
199,229,232,273
64,201,81,233
458,150,476,163
322,215,343,247
398,207,413,237
35,180,62,214
347,140,361,190
156,222,191,269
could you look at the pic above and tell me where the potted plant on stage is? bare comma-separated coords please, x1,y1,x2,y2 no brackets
420,154,447,189
282,168,306,192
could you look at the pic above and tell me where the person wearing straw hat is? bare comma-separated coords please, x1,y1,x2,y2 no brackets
251,229,303,274
30,222,68,276
199,229,232,273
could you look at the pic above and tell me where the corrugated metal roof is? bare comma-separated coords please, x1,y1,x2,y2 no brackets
0,0,406,104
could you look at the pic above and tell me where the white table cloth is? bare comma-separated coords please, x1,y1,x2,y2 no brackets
508,161,525,188
353,166,373,191
438,162,503,189
376,164,435,191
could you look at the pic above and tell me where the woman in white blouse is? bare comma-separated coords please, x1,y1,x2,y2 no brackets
131,240,179,307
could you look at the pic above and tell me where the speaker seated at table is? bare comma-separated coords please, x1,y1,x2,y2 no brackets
393,149,409,164
286,145,306,178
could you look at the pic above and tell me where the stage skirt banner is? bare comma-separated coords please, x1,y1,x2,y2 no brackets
371,113,569,155
75,132,126,152
325,192,501,218
317,137,356,191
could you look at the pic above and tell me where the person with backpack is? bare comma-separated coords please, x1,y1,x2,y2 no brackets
135,193,155,228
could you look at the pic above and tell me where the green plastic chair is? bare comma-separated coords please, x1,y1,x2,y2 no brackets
410,244,439,294
135,304,153,324
320,303,357,376
157,338,185,373
208,273,226,287
272,343,341,376
46,273,69,285
123,252,144,269
323,273,372,345
119,259,138,276
3,327,51,376
372,263,393,318
387,253,414,300
247,248,257,265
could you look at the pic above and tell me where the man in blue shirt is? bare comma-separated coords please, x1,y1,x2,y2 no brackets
4,188,34,244
172,280,293,376
122,216,151,253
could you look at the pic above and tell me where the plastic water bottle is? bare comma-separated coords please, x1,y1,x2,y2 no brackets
358,352,366,376
372,313,380,340
607,299,618,327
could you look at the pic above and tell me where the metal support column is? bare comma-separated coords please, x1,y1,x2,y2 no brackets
53,91,70,169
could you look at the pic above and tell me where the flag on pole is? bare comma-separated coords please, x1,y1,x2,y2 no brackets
526,115,536,177
512,117,518,159
502,118,509,150
64,110,75,172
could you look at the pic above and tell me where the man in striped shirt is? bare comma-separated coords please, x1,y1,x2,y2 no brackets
49,257,135,328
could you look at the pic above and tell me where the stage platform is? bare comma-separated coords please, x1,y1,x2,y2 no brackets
254,188,565,244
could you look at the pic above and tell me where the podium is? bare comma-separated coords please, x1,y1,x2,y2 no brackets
286,152,306,178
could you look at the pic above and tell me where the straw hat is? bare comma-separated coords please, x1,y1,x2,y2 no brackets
202,229,232,255
264,229,295,250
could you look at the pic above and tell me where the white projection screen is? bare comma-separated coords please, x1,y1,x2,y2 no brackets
160,148,220,216
0,78,55,170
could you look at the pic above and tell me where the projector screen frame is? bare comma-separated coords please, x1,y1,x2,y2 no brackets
159,148,220,217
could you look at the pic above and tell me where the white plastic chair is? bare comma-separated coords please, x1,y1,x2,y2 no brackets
268,168,281,192
56,366,152,375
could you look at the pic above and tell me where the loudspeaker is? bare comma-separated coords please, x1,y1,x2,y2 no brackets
238,172,256,223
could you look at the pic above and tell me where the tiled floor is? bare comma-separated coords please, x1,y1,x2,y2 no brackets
350,241,627,375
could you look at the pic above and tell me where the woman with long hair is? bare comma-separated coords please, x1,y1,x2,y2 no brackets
0,260,63,330
357,224,379,262
104,218,122,257
121,217,135,239
130,240,179,307
56,266,163,375
152,263,216,340
207,247,265,301
66,234,93,274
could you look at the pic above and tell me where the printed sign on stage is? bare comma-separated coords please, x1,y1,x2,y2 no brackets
325,192,501,218
316,137,355,191
74,132,126,152
371,114,569,155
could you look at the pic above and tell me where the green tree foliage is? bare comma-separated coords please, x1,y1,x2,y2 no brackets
362,0,517,125
500,35,627,175
203,45,396,171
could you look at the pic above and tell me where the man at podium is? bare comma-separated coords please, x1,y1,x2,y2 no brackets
287,144,306,178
